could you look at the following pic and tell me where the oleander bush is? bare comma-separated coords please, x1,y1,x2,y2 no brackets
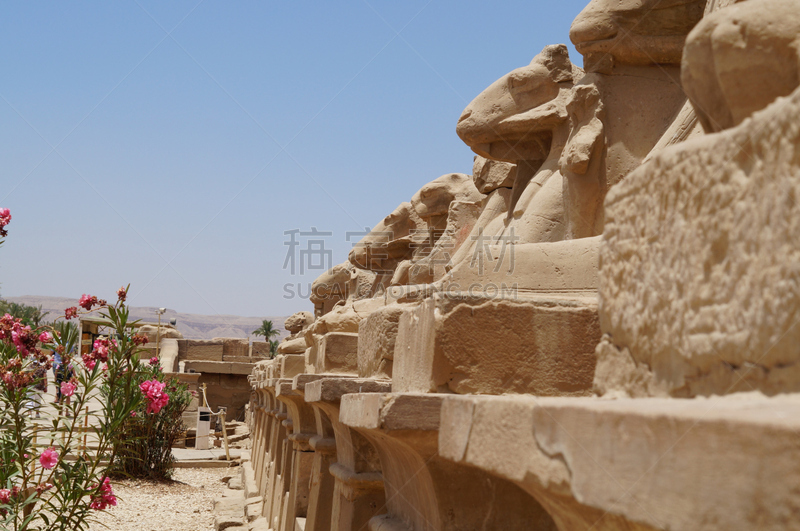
0,208,168,530
106,360,192,481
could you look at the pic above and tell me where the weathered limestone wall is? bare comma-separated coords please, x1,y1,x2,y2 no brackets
170,338,268,420
597,86,800,398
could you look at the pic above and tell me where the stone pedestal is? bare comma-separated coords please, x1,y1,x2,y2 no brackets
393,292,600,396
276,379,317,531
305,378,392,531
340,393,557,531
439,394,800,531
319,333,360,374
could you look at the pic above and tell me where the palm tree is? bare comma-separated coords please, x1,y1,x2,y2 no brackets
252,319,280,341
269,339,280,358
0,300,49,327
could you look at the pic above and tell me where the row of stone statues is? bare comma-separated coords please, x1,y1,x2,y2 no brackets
243,0,800,529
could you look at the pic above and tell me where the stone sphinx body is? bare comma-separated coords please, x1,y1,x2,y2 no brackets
682,0,800,132
569,0,707,71
444,0,717,291
457,44,601,242
302,172,482,373
275,311,314,355
351,172,482,287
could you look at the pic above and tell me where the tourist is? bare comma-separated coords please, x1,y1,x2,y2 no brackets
53,348,62,402
26,362,48,418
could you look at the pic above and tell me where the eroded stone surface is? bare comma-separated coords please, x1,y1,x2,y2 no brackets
440,393,800,531
393,293,600,395
599,86,800,397
357,304,407,379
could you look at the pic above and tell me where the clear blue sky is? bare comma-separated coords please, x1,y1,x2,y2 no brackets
1,0,587,317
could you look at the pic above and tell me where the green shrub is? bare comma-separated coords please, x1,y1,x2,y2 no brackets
105,360,192,481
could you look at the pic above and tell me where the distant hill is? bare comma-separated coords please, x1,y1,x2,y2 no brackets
4,295,291,341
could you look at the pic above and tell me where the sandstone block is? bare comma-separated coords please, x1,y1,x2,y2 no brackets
357,304,406,379
181,339,224,361
279,354,306,379
219,338,249,359
183,361,255,375
304,378,391,404
393,293,599,395
251,341,272,357
440,393,800,531
319,332,359,374
598,85,800,397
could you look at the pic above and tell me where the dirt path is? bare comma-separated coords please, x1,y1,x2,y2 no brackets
89,468,231,531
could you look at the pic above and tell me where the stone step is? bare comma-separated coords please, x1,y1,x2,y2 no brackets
439,393,800,531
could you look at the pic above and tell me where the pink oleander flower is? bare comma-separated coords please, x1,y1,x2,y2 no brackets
149,356,159,366
39,447,59,470
0,488,10,504
0,208,10,237
10,325,37,356
89,477,117,510
0,314,13,340
92,338,109,361
82,353,96,370
117,286,127,302
132,334,149,346
38,331,52,343
65,307,78,320
139,379,169,414
35,482,54,495
78,294,97,311
61,381,77,397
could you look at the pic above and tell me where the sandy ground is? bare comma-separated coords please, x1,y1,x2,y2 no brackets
89,468,231,531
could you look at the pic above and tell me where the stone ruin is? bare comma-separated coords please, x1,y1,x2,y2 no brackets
236,0,800,529
137,324,272,438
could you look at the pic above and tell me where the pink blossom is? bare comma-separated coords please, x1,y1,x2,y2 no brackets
35,482,54,495
82,353,97,370
89,477,117,510
132,334,149,346
64,307,78,320
38,331,52,343
39,447,59,470
0,488,10,504
139,379,169,414
0,208,10,237
117,286,127,302
83,337,117,369
79,294,97,311
92,339,109,361
60,381,77,397
149,356,159,366
10,325,36,355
